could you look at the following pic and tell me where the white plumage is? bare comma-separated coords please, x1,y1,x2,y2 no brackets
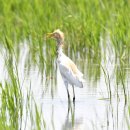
58,53,84,88
47,29,84,101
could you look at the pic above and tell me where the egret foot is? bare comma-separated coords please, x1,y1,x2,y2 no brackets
72,85,75,102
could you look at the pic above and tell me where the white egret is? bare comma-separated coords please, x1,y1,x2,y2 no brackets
47,29,84,102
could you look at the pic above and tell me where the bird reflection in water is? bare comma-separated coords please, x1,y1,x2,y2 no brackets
62,101,83,130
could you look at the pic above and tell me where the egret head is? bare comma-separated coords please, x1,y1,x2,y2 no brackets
47,29,64,44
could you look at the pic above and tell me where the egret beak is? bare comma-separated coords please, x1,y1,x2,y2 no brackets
46,33,54,38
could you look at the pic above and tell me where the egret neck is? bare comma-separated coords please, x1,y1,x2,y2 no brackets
56,40,64,56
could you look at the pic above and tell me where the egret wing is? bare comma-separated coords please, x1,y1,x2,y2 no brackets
66,57,83,77
58,60,83,87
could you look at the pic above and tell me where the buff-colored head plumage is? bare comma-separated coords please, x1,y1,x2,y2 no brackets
47,29,64,43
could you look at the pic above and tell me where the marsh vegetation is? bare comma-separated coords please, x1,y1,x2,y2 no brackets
0,0,130,130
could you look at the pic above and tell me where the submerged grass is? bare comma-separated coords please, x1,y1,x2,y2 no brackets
101,66,112,100
0,80,22,130
0,53,46,130
0,56,22,130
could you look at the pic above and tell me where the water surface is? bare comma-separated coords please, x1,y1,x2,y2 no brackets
0,39,130,130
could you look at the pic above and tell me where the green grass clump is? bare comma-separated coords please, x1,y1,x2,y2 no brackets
0,65,22,130
0,0,129,52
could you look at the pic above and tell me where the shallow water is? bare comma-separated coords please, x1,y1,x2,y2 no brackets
0,39,130,130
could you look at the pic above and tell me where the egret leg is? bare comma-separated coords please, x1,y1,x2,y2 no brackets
72,85,75,102
67,88,70,101
67,99,71,114
64,82,70,101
